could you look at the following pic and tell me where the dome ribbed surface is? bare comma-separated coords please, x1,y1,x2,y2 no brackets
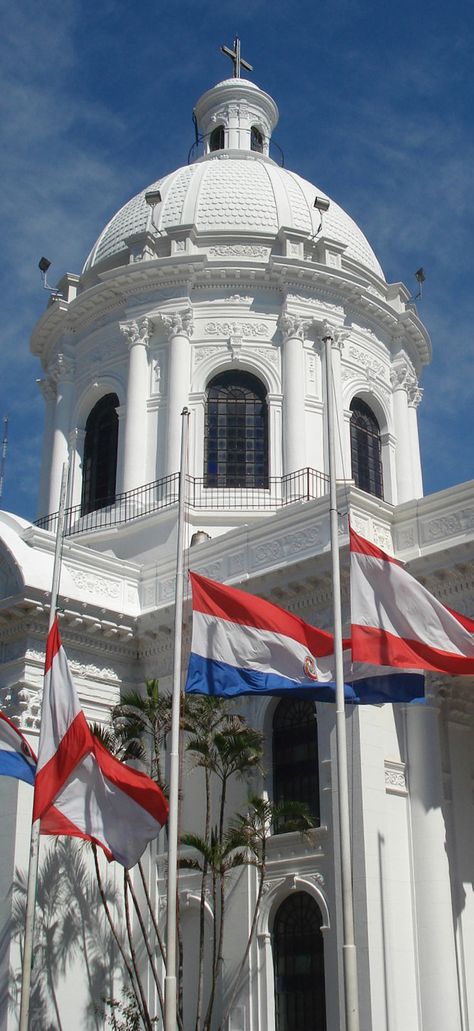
83,157,383,278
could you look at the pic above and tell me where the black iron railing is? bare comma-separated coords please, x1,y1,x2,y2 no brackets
35,467,329,539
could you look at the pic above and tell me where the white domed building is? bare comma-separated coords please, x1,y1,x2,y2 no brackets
1,66,474,1031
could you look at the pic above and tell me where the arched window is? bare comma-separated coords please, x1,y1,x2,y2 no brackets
273,892,327,1030
272,699,319,831
205,371,268,488
250,125,264,152
209,125,225,152
350,397,384,499
81,393,119,515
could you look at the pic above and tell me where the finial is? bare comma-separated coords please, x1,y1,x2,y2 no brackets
220,36,253,78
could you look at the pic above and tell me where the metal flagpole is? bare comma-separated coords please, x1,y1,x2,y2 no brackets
164,408,189,1031
19,462,69,1031
323,325,360,1031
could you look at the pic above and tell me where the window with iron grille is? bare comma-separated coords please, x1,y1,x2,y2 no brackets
209,125,225,151
350,397,384,499
205,371,268,488
272,699,319,831
250,126,264,152
81,393,119,515
273,892,327,1031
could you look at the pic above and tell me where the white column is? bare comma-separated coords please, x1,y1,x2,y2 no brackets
120,317,151,493
406,702,462,1030
162,309,193,478
391,358,415,503
321,321,349,480
47,353,75,513
408,383,424,498
36,377,56,519
278,312,308,477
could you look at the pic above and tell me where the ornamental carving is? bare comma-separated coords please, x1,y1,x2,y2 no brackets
194,345,223,365
254,346,279,366
208,245,269,258
161,309,194,339
384,762,407,794
278,313,309,341
66,567,121,599
204,321,267,338
120,316,152,349
348,345,385,378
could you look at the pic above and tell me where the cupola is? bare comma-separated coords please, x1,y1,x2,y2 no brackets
193,77,279,158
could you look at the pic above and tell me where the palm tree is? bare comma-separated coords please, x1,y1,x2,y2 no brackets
218,795,314,1030
180,825,251,1031
111,679,172,788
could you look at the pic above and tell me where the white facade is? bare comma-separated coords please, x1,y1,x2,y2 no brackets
1,72,474,1030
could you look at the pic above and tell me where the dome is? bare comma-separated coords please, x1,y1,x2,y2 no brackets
83,77,384,280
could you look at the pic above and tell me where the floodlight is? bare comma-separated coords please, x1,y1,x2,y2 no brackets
37,256,62,299
415,267,426,284
38,256,51,273
145,189,162,207
313,196,330,212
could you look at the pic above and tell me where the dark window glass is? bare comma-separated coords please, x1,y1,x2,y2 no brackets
205,372,268,488
273,893,327,1031
350,397,384,499
209,125,225,152
81,393,119,515
273,699,319,831
250,126,264,152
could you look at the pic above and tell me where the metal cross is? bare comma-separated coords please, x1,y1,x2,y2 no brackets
220,37,253,78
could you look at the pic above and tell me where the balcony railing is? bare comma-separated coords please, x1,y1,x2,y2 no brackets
35,467,329,539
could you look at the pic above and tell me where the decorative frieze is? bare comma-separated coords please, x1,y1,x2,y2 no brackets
204,320,267,337
66,566,121,600
208,244,269,258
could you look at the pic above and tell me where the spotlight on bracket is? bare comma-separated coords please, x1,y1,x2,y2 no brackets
407,267,426,304
312,195,330,239
145,188,164,236
38,257,62,299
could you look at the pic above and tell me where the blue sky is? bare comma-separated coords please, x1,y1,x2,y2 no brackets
1,0,473,520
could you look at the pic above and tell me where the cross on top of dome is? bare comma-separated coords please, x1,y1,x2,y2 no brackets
220,37,253,78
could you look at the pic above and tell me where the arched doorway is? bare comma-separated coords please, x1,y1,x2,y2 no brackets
273,892,327,1030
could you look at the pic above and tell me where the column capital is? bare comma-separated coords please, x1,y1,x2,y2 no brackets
390,357,416,393
320,320,350,350
161,307,194,340
278,312,309,342
120,315,152,349
47,352,75,384
37,377,56,403
408,383,424,408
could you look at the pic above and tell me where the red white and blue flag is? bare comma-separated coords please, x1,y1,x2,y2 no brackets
185,572,424,703
34,619,169,868
0,712,36,786
350,525,474,675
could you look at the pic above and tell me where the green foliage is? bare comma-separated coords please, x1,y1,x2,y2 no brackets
105,986,151,1030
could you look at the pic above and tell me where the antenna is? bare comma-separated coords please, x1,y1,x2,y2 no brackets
0,415,9,500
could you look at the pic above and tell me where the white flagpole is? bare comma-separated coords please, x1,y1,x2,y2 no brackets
164,408,189,1031
19,462,69,1031
323,326,360,1031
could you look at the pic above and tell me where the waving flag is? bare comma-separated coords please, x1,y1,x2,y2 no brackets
350,525,474,675
185,572,424,702
34,619,169,868
0,712,36,785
